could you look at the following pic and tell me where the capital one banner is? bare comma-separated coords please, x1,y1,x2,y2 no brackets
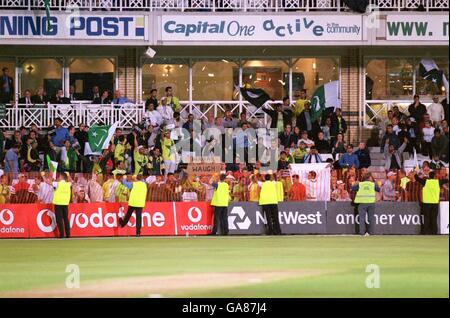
0,202,213,238
386,14,449,41
0,12,148,40
161,15,363,42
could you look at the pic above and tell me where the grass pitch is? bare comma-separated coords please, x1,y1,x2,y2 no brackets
0,236,448,298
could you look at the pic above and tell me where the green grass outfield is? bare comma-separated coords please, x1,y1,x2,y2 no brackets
0,236,448,298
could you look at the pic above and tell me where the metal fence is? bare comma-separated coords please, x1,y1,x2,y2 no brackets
0,0,448,11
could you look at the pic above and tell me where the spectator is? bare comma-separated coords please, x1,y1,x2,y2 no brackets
232,177,247,202
222,110,238,129
68,85,78,102
0,174,10,203
148,148,165,176
279,124,295,149
161,128,177,175
93,90,111,105
34,174,54,204
315,131,331,154
90,85,100,101
292,142,308,163
3,145,19,175
332,133,346,160
86,173,103,203
291,126,302,146
60,139,79,172
5,130,22,150
321,117,332,141
18,89,33,107
157,97,175,125
383,171,399,201
392,106,407,122
0,67,13,103
339,144,360,169
384,137,408,171
112,90,129,104
73,186,90,203
354,142,371,168
404,170,422,202
296,102,319,137
264,103,294,133
421,120,435,157
52,89,70,104
25,140,41,172
51,118,70,148
408,94,427,124
31,86,48,104
165,86,181,112
303,147,323,163
145,88,159,109
289,174,306,201
293,89,309,117
298,130,315,148
304,171,319,201
277,151,290,170
330,108,347,141
248,174,261,203
431,129,449,162
331,180,351,201
381,124,401,152
14,173,30,192
428,95,445,127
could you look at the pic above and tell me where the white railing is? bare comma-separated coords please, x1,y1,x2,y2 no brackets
0,103,145,129
0,0,447,11
0,100,282,129
364,99,432,127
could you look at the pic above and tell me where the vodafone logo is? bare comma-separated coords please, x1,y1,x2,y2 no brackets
0,208,25,235
0,209,14,226
187,207,202,223
37,209,57,233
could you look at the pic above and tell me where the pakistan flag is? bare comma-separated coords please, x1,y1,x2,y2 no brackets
85,123,118,155
310,80,341,122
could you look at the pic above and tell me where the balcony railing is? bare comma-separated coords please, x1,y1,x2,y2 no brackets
0,0,448,12
0,101,279,129
0,103,145,129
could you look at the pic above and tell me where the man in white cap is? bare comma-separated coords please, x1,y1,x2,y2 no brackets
427,96,445,128
383,171,399,201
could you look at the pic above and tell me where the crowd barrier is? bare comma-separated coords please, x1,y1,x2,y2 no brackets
0,202,448,238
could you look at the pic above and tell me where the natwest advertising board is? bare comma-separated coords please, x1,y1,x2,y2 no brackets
0,202,213,238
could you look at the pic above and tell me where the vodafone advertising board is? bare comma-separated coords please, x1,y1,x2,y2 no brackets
0,202,213,238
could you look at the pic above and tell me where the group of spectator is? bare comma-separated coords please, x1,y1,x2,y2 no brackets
379,94,449,172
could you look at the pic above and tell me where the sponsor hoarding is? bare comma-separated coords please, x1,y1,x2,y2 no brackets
161,15,364,42
0,12,148,40
386,15,449,41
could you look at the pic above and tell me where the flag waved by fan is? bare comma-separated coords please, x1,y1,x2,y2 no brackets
239,87,273,108
84,122,118,156
310,80,341,122
419,58,449,100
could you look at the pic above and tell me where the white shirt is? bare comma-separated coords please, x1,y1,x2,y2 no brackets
427,102,445,122
422,127,435,143
157,105,174,123
37,182,54,204
144,110,163,127
304,179,318,201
